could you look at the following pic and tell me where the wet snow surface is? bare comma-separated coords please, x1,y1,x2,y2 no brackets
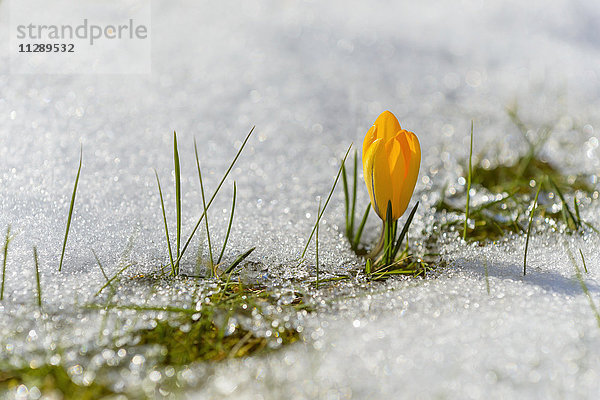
2,0,600,398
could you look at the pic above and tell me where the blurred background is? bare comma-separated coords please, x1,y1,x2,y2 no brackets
0,0,599,272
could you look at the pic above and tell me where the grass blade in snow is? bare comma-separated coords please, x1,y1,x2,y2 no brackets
175,127,255,269
155,170,175,274
523,180,542,275
33,246,41,307
224,247,256,275
59,146,82,272
300,144,352,259
194,139,214,271
463,121,473,241
173,132,182,273
217,182,237,265
1,225,11,301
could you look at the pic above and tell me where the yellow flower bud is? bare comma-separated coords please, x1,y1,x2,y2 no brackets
363,111,421,221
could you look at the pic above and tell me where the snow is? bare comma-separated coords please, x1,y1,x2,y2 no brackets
1,0,600,398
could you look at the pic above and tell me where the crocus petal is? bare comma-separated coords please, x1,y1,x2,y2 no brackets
364,139,393,220
362,125,377,172
404,130,421,183
395,129,420,174
385,137,408,220
363,138,378,216
373,110,402,142
397,131,421,218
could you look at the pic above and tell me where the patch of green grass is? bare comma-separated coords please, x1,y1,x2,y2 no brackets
0,365,115,400
438,109,596,243
366,254,439,281
137,311,299,364
471,106,593,208
438,162,592,243
471,157,593,195
477,104,594,195
116,281,305,365
437,190,525,242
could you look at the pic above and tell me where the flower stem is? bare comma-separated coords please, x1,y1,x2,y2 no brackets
463,120,473,241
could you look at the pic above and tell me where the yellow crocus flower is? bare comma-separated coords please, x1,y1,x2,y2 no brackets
363,110,421,221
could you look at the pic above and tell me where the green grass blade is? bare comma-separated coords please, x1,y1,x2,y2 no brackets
391,217,397,255
535,126,553,153
91,248,110,282
195,232,205,278
120,232,137,269
97,284,117,340
154,170,175,275
215,269,234,304
300,144,352,259
365,258,372,275
1,225,11,301
436,181,449,209
350,149,358,237
475,189,518,211
217,182,236,265
571,249,600,329
315,200,321,289
583,221,600,235
463,120,474,241
224,247,255,274
574,197,581,226
523,180,542,276
59,146,82,272
33,246,41,307
341,162,350,238
579,249,588,273
506,105,533,149
95,263,134,297
549,177,578,230
95,232,136,296
384,201,393,265
194,139,214,272
173,132,182,272
86,303,199,314
175,127,255,268
391,202,419,261
352,204,371,250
